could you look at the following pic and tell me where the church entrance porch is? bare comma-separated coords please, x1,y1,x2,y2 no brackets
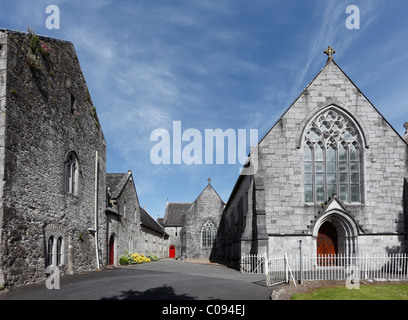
312,197,359,257
312,212,358,257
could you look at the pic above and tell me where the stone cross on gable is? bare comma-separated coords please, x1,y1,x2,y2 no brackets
207,177,212,185
324,46,336,60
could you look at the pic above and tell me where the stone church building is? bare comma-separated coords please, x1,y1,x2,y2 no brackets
163,179,224,261
215,47,408,265
106,171,169,264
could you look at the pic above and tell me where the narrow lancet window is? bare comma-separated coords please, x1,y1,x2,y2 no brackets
65,152,79,195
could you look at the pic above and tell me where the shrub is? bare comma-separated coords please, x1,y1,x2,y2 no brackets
119,250,133,265
26,28,51,70
148,255,159,261
119,256,129,265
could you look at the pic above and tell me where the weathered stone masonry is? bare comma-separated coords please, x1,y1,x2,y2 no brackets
181,182,224,261
0,29,107,287
106,171,141,265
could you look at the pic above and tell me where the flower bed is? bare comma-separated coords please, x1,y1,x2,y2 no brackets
119,251,158,265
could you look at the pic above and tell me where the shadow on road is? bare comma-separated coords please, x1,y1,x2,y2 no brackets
100,284,200,300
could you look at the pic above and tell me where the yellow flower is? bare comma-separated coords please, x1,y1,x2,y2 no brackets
129,252,151,264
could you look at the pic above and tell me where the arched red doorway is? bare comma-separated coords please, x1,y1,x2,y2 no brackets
109,234,115,265
169,245,175,258
317,222,338,265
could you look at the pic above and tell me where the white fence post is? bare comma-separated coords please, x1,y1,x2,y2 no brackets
264,253,269,286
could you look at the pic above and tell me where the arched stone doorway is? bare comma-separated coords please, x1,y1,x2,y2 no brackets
109,234,115,265
313,209,359,256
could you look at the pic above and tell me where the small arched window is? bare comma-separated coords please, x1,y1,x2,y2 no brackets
56,237,63,266
303,109,362,203
47,236,54,267
65,151,79,195
201,220,217,248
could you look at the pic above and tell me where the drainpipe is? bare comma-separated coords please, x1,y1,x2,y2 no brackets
94,151,100,269
162,233,165,259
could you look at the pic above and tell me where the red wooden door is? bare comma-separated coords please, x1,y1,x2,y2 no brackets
109,235,115,265
317,222,338,265
169,245,175,258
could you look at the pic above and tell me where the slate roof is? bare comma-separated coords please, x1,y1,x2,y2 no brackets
163,202,192,227
140,207,168,236
106,171,132,199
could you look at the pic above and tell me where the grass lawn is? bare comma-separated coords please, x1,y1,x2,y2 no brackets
291,283,408,300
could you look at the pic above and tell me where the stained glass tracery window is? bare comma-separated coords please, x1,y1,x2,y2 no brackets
201,220,217,248
304,109,361,203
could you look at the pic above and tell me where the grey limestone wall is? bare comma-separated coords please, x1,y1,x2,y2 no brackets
0,30,106,287
218,174,254,263
139,226,168,258
0,32,7,286
183,184,224,261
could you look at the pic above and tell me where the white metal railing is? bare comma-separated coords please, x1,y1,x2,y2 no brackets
240,253,266,274
241,253,408,286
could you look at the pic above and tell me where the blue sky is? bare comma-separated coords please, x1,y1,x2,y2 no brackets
1,0,408,219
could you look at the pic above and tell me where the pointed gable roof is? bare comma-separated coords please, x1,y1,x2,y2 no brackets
164,180,225,226
106,170,141,217
258,57,407,147
321,195,347,214
184,181,225,216
193,181,225,207
106,170,134,199
308,194,362,237
258,59,343,146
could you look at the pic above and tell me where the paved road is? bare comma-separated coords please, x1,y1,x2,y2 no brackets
0,259,274,300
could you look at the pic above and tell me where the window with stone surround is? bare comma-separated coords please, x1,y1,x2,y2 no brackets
46,235,64,267
65,151,79,195
304,108,362,203
46,236,54,267
201,220,217,248
56,236,63,266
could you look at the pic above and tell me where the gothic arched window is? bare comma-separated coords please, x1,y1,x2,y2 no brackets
56,236,63,266
65,151,79,195
47,236,54,267
201,220,217,248
304,109,362,203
